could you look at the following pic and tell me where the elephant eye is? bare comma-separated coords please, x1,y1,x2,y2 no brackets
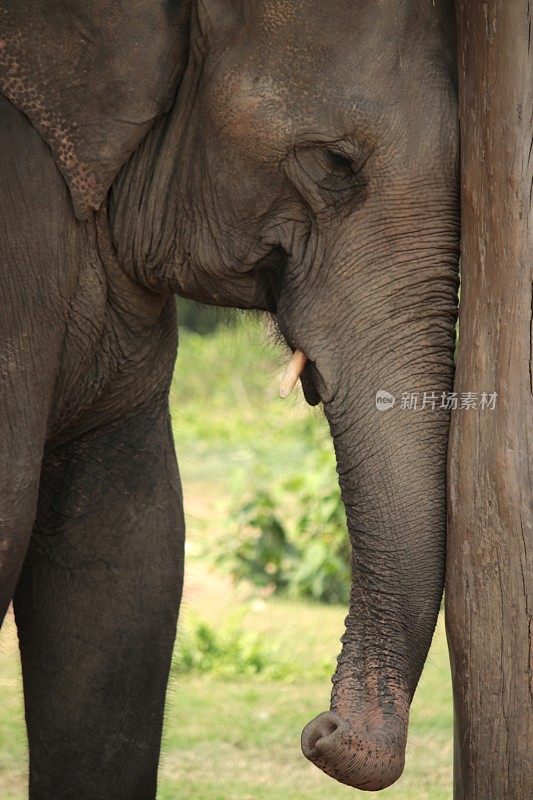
318,147,364,193
324,149,354,178
292,142,367,200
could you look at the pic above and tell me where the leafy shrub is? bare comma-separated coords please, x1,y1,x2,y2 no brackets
175,617,270,677
173,615,330,680
221,491,296,593
212,445,351,604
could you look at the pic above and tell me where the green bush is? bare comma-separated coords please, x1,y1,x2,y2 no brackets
220,490,296,593
175,617,271,677
173,615,331,680
212,445,351,605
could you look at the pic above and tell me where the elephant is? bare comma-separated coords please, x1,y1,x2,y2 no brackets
0,0,459,796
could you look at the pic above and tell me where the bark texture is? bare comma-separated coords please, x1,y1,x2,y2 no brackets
447,2,533,798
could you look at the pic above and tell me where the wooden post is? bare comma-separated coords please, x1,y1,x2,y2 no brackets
446,2,533,798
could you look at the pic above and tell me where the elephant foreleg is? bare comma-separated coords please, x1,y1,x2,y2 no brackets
0,92,86,624
14,401,185,800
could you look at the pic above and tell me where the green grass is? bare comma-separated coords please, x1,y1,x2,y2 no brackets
159,621,452,800
0,316,453,799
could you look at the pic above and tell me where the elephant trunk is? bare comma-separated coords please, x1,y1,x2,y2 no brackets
273,182,459,789
301,396,450,789
293,247,457,785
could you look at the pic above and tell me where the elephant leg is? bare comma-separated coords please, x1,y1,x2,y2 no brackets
0,447,42,623
14,401,185,800
0,92,87,624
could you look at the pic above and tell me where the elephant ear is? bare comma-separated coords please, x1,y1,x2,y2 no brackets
0,1,191,219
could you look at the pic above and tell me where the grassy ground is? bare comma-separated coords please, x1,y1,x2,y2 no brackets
0,316,453,799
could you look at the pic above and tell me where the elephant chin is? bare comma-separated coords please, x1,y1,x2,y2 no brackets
301,710,407,791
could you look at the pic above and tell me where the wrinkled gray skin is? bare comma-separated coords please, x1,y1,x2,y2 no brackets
0,0,458,796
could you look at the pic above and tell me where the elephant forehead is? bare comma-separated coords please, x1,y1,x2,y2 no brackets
250,0,410,73
201,0,455,165
210,0,453,113
202,8,422,143
203,55,384,162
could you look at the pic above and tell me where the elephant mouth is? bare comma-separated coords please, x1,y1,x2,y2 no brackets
300,360,321,406
252,244,322,405
253,245,287,313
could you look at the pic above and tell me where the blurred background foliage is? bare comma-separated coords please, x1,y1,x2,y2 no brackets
212,463,350,605
0,298,452,800
176,298,349,604
177,297,238,334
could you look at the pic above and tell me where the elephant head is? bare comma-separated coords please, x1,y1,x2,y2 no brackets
0,0,459,791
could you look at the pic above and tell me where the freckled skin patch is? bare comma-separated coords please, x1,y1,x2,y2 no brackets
0,27,99,217
259,0,301,33
0,3,189,219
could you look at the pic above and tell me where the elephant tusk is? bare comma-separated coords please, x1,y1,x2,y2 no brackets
279,350,307,398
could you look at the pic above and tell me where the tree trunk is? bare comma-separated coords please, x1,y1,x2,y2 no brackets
447,2,533,799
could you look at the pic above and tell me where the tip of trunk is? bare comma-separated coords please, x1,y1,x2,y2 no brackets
301,710,407,791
